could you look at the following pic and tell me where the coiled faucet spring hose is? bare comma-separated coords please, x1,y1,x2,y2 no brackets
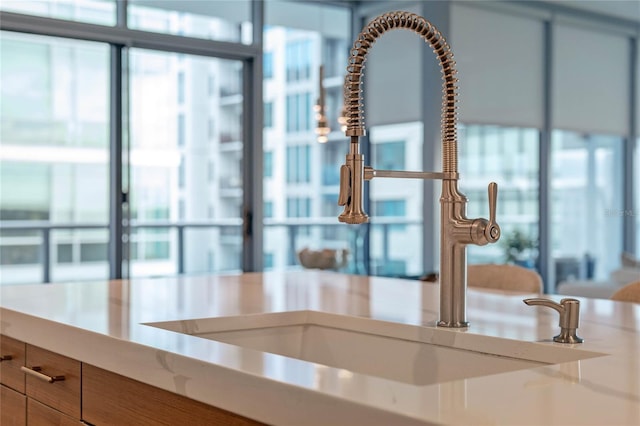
344,11,459,174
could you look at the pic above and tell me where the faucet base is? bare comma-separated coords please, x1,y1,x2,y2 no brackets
338,213,369,224
437,320,469,328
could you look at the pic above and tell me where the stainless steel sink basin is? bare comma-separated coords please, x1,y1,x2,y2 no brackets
145,310,604,386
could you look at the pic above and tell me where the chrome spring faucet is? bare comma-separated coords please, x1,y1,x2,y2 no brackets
337,11,501,328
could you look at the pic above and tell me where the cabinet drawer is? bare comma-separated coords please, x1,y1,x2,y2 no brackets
0,335,26,392
83,364,265,425
24,345,80,419
1,384,26,426
27,398,78,426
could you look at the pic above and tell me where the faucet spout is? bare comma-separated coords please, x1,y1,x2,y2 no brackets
337,11,501,328
339,11,460,225
343,11,459,171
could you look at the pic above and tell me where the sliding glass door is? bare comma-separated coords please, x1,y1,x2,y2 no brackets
127,49,245,277
0,0,254,285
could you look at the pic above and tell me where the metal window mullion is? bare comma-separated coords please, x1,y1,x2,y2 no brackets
624,37,638,256
42,228,51,283
539,20,554,293
109,44,124,280
242,0,264,272
177,225,185,274
0,11,259,61
116,0,127,27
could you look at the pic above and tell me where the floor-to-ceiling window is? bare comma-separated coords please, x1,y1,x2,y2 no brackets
550,132,624,283
0,0,254,284
459,125,540,267
128,50,246,277
362,2,428,278
369,122,424,277
551,23,630,288
0,32,110,284
0,1,637,289
452,3,544,274
262,1,353,272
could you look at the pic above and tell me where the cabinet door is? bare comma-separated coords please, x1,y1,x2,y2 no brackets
1,384,26,426
24,345,81,419
0,335,26,392
82,364,265,425
27,398,78,426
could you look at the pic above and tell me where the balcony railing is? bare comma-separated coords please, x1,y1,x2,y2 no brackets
0,218,426,285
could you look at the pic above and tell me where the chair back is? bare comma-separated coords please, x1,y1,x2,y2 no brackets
467,264,542,293
610,281,640,303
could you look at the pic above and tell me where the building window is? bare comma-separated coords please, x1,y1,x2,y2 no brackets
321,142,342,186
286,197,311,217
208,75,215,96
286,145,310,183
264,252,274,269
177,114,185,146
177,71,185,104
323,37,348,79
321,194,340,216
372,141,405,170
374,200,406,216
373,199,407,232
264,201,273,218
263,51,273,79
80,242,107,262
285,93,310,133
178,155,185,188
208,118,215,140
208,160,215,181
264,151,273,178
325,86,342,132
264,102,273,128
285,39,311,82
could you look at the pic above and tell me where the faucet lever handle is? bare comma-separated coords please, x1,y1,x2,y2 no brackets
485,182,500,242
337,165,351,206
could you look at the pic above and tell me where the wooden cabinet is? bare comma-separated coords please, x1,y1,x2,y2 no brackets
1,384,26,426
83,364,265,426
1,335,26,393
1,336,81,425
26,399,78,426
1,335,27,426
2,335,265,425
24,345,81,419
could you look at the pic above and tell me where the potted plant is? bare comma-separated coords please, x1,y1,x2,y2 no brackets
502,229,537,268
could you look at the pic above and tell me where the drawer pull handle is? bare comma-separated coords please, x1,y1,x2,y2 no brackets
21,366,65,383
0,355,12,361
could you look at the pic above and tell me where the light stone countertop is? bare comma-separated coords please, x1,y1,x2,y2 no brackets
1,271,639,425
